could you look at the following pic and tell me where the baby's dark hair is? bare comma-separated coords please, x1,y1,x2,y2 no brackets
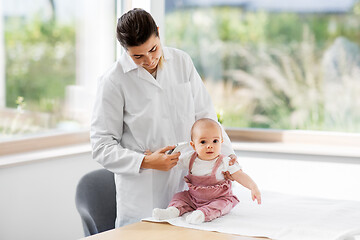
116,8,159,49
191,118,222,141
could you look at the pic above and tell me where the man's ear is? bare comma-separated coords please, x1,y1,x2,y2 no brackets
190,141,196,151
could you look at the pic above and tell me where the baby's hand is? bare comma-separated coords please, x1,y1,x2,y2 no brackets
251,187,262,205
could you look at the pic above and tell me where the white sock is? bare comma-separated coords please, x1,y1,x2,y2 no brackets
152,206,180,220
186,210,205,224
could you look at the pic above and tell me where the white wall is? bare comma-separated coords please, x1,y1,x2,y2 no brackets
236,151,360,201
0,151,101,240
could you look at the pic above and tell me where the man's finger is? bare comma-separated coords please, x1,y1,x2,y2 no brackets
222,171,234,181
169,151,181,158
169,156,179,162
144,149,152,155
159,145,175,153
228,175,235,181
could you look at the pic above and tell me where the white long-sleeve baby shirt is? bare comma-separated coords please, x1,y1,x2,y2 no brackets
177,151,242,180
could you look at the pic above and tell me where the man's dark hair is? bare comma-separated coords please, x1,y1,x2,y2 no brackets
116,8,159,49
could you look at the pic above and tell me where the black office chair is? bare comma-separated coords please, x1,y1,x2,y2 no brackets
75,169,116,236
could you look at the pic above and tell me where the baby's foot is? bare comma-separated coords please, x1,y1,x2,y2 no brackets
152,206,180,220
186,210,205,224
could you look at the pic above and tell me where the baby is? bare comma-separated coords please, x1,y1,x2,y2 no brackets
153,118,261,224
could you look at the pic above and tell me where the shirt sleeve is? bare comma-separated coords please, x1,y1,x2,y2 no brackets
223,156,242,174
90,74,144,175
177,150,194,170
186,53,235,157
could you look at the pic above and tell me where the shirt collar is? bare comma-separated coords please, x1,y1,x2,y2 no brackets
120,51,138,73
162,47,172,61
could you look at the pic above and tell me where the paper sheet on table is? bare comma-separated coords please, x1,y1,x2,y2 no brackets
143,189,360,240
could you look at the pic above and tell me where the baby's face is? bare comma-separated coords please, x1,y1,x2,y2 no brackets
191,123,223,160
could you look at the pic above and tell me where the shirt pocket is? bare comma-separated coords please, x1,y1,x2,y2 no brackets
124,85,157,116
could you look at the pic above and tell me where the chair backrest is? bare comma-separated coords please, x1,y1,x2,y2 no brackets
75,169,116,236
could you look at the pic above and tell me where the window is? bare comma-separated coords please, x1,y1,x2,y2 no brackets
0,0,168,156
1,0,359,156
165,0,360,133
0,0,116,143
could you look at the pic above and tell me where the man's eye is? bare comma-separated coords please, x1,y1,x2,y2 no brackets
134,56,142,59
200,140,206,144
213,139,219,143
150,47,157,52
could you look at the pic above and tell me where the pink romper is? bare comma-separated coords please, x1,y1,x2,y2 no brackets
169,153,240,222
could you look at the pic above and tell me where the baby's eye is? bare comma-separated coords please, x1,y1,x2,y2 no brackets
213,139,219,143
200,140,206,144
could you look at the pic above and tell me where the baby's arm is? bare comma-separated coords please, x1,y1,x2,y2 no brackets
231,170,262,204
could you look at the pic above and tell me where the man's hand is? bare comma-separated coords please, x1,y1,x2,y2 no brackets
144,149,152,155
223,154,238,181
222,171,235,181
141,145,180,171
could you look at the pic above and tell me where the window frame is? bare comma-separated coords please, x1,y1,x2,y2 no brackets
0,130,90,156
1,128,359,157
226,128,360,147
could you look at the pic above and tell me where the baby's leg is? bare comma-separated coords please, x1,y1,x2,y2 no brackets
153,191,194,220
168,191,196,216
197,197,238,222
